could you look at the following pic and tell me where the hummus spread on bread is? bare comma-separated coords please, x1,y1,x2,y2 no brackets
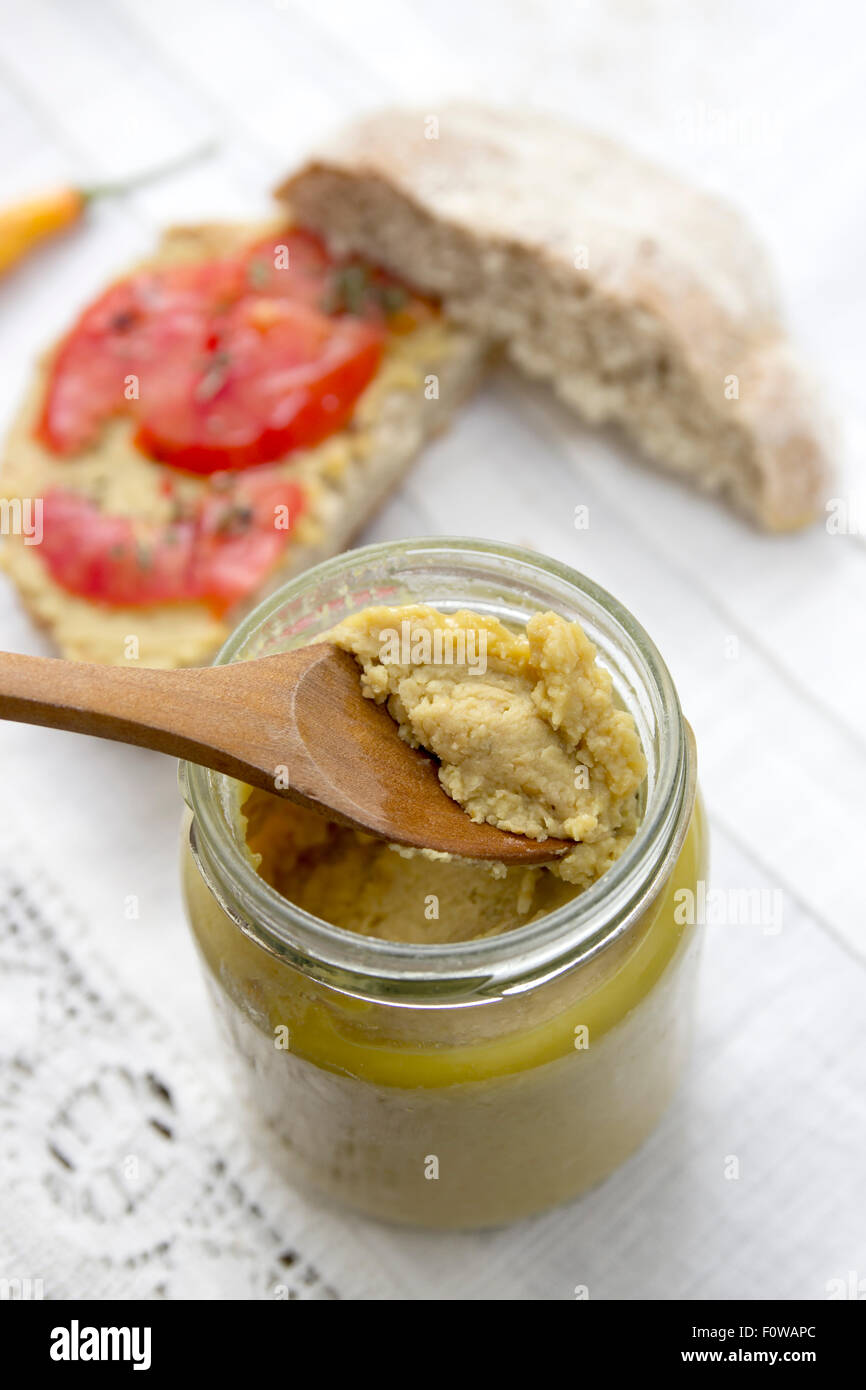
0,224,480,668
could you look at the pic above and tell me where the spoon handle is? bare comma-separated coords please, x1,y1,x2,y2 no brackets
0,649,279,783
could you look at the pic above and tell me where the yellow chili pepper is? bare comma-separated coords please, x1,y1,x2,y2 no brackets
0,141,215,277
0,187,86,275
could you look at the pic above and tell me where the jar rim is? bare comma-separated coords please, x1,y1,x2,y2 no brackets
182,537,695,1003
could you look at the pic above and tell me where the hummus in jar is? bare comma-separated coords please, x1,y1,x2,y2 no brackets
243,604,647,936
181,542,704,1230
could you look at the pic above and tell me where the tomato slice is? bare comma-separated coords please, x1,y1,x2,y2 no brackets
39,258,246,457
38,230,387,472
32,229,421,613
241,228,334,306
39,471,305,614
133,301,385,473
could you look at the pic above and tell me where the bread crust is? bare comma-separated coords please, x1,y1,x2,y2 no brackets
281,104,831,530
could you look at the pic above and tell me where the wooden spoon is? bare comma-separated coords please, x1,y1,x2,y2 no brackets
0,646,570,863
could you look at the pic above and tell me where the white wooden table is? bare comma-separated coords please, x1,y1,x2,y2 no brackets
0,0,863,1301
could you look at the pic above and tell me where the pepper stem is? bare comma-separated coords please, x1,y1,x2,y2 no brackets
80,140,217,202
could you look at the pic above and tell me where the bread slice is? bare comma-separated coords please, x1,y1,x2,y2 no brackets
0,222,484,667
281,104,831,530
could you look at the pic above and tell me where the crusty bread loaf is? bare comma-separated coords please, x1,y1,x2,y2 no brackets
281,104,831,530
0,222,484,667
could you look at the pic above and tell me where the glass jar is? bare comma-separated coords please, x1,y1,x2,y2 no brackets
179,538,707,1229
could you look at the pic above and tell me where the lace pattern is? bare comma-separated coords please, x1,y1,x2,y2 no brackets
0,835,375,1301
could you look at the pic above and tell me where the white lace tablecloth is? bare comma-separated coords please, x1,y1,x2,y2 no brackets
1,0,865,1300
